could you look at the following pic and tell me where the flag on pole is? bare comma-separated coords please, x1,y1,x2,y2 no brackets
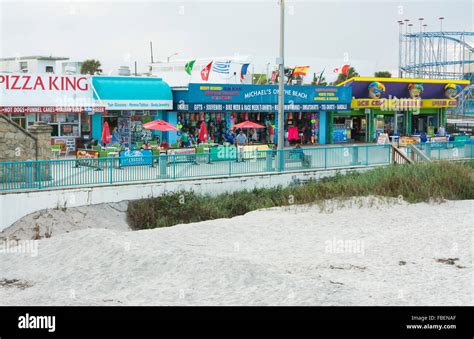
184,60,196,75
240,63,250,80
317,68,325,85
201,62,212,81
292,66,310,76
211,60,231,74
271,70,279,83
333,64,350,75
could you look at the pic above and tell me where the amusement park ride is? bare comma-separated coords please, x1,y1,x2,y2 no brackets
397,18,474,119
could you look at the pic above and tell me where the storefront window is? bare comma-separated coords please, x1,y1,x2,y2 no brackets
27,113,36,127
81,113,90,133
38,113,81,137
39,113,53,124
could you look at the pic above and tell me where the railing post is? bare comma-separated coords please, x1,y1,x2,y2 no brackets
159,154,168,179
366,146,369,165
352,145,359,166
172,155,177,180
265,150,273,172
36,161,41,189
324,147,327,169
109,157,113,184
228,158,232,176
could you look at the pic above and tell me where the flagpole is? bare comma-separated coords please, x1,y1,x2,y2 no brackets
277,0,285,168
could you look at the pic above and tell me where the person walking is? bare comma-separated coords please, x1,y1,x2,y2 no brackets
235,130,248,162
439,125,446,136
111,127,120,144
181,130,190,147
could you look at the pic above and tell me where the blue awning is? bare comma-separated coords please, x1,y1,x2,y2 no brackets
92,76,173,110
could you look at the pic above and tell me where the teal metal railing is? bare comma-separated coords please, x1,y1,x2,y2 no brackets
0,144,391,192
406,140,474,161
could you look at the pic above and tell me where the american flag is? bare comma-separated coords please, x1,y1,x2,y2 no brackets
211,60,231,74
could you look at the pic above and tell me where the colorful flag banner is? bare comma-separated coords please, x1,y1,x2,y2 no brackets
184,60,196,75
211,60,231,74
271,70,279,83
240,63,250,80
333,64,350,75
201,62,213,81
292,66,310,76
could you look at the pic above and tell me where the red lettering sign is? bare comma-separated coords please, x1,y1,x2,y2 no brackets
0,74,90,91
0,106,106,114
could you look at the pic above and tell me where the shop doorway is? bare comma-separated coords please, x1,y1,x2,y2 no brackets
412,115,435,135
351,116,366,142
285,112,318,145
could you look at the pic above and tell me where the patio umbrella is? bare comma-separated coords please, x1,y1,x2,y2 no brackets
142,119,179,132
198,121,208,143
231,121,265,129
101,121,111,145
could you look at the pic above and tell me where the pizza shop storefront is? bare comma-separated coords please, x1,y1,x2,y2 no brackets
171,83,352,146
0,73,104,152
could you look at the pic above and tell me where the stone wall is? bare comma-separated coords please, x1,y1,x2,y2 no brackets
0,115,37,162
0,116,53,183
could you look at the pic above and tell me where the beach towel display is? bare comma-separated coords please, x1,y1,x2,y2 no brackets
288,126,299,141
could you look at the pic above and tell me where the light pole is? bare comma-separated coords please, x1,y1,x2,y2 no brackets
418,18,424,77
167,52,178,63
277,0,285,169
397,20,403,77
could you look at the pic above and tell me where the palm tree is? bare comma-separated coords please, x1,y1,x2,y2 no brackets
333,67,359,85
374,71,392,78
80,59,103,75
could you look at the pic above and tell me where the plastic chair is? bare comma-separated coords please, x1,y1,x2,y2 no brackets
51,144,61,158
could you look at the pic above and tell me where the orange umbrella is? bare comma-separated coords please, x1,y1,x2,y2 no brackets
143,120,178,132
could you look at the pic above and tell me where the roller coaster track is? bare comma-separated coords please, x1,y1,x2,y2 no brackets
404,32,474,53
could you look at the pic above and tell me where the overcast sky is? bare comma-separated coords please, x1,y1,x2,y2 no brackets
0,0,472,81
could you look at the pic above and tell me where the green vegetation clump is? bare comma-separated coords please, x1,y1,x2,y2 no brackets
127,161,474,230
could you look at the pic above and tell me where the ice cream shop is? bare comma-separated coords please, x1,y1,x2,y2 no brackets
171,83,352,146
336,77,470,144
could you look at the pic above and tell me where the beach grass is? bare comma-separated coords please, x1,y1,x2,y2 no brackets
127,161,474,230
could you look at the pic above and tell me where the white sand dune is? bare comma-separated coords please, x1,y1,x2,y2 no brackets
0,197,472,306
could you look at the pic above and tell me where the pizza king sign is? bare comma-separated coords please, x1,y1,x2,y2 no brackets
0,74,89,91
0,73,96,109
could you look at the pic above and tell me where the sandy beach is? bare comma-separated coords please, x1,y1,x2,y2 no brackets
0,197,472,306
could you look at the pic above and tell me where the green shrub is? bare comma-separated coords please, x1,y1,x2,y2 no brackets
127,161,474,230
